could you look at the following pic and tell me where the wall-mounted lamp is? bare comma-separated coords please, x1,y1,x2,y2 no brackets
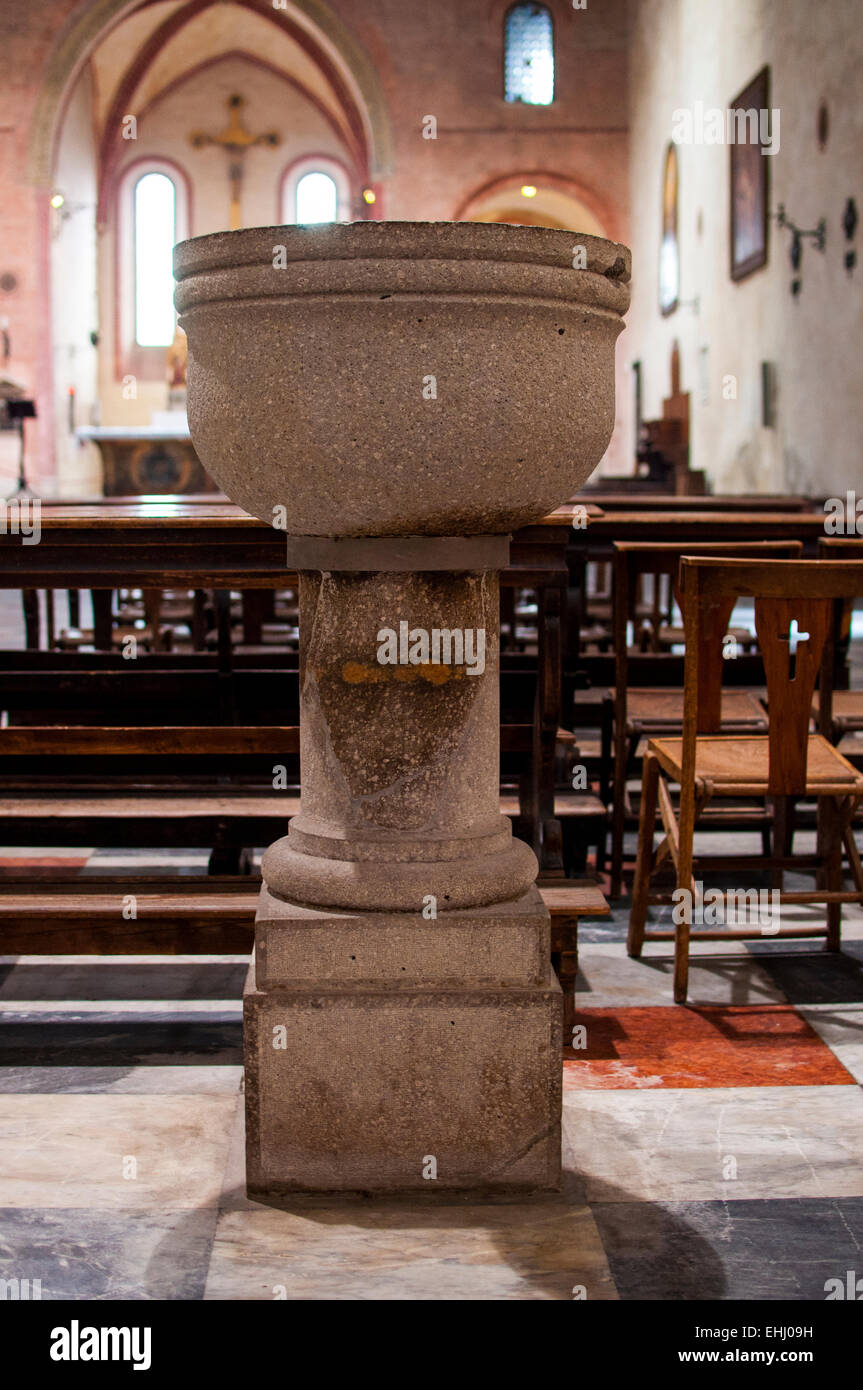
842,197,858,274
772,204,826,296
355,187,378,220
49,191,91,237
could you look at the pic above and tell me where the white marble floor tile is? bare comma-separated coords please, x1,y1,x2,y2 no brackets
204,1199,616,1301
0,1094,237,1209
798,1003,863,1084
562,1084,863,1203
576,941,786,1008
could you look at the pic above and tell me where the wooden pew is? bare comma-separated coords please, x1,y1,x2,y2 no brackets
0,723,572,863
575,493,814,512
0,500,577,874
0,875,609,1048
566,509,828,676
0,725,301,874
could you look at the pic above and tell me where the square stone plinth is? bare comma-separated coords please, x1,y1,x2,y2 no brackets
254,883,550,990
244,888,562,1196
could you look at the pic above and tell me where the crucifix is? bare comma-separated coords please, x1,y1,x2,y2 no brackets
189,94,281,231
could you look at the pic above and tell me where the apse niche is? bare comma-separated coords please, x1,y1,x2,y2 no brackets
47,0,373,496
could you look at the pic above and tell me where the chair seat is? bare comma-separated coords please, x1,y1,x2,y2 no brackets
623,688,766,729
656,623,753,648
812,690,863,730
499,792,606,819
649,732,863,791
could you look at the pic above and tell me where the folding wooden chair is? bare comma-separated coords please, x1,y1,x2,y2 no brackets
609,540,802,897
814,538,863,749
628,557,863,1002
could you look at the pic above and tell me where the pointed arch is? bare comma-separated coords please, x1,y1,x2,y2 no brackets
27,0,394,187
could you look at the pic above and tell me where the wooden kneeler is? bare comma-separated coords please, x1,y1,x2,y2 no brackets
628,557,863,1002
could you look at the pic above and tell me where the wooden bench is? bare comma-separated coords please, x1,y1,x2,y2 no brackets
1,499,577,874
0,877,609,1046
0,720,597,881
542,882,610,1034
0,725,301,873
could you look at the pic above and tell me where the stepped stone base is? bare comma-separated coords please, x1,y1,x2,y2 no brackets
244,885,562,1196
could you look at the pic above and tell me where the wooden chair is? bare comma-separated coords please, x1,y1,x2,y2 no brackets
628,557,863,1003
814,538,863,752
609,540,803,896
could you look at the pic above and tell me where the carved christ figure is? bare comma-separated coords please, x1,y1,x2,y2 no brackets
189,94,281,230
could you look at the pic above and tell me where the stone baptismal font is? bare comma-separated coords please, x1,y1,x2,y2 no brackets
174,222,630,1195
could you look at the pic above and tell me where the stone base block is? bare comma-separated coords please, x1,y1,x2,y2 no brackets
244,888,561,1196
254,883,550,990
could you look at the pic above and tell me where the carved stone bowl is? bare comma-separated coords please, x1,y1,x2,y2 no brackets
174,221,630,536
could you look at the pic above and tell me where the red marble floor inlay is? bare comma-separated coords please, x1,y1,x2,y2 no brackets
0,858,89,876
563,1005,855,1089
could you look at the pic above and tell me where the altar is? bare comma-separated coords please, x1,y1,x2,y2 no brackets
75,420,220,496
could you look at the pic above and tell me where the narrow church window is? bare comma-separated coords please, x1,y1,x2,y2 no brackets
504,4,554,105
134,172,176,347
282,160,352,224
295,171,339,223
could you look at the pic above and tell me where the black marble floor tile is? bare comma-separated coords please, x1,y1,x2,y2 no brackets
0,960,248,1002
0,1207,218,1300
0,1014,242,1066
577,919,630,942
745,941,863,1004
592,1197,863,1301
0,1065,243,1094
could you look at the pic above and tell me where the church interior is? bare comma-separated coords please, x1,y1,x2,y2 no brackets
1,0,863,1310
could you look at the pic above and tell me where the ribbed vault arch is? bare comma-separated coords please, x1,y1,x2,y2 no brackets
27,0,394,186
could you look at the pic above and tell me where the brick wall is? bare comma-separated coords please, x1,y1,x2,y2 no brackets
0,0,630,491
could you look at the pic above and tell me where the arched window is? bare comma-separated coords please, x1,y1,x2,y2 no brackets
296,171,338,223
282,158,352,224
134,172,177,346
504,4,555,105
117,159,189,376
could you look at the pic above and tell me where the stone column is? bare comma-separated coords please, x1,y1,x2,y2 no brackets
244,539,562,1196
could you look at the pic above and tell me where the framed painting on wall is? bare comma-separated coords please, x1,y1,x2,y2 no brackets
730,66,770,281
659,142,679,316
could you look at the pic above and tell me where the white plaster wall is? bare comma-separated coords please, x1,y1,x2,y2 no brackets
627,0,863,495
50,65,101,495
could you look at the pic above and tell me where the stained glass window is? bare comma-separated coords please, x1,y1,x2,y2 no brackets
505,4,554,105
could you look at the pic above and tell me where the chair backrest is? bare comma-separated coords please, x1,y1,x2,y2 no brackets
612,541,803,718
818,537,863,557
679,557,863,796
818,538,863,679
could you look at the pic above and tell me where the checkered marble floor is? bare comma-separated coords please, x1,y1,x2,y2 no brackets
1,835,863,1300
